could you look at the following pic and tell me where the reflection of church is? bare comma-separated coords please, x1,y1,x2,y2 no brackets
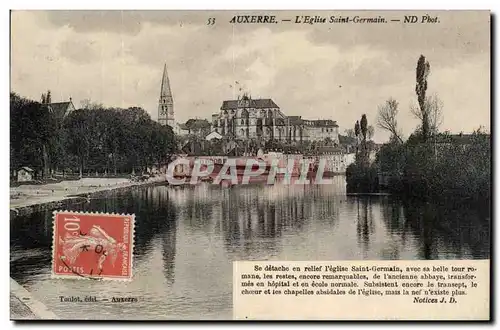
211,94,340,144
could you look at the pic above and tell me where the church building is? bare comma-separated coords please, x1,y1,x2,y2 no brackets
211,94,339,144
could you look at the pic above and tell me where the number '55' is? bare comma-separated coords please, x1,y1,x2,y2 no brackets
207,18,216,25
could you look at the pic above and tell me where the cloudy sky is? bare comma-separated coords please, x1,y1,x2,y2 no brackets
11,10,490,142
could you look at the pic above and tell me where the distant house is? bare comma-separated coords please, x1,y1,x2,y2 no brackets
184,119,212,138
17,166,34,182
224,140,241,156
205,131,223,141
434,133,475,146
177,123,190,136
431,133,489,154
44,98,76,123
180,139,204,155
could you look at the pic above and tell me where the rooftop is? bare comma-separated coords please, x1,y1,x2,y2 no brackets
221,98,279,110
184,118,211,130
434,133,489,144
43,101,75,120
287,116,338,127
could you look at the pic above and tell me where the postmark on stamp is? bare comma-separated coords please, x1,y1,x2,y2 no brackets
51,211,135,281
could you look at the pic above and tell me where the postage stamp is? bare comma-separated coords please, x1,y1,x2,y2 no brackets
51,211,135,281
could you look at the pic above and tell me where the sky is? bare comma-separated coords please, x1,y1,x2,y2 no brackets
10,10,490,142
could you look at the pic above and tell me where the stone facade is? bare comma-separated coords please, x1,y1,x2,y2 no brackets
211,95,288,141
290,117,339,144
211,95,339,143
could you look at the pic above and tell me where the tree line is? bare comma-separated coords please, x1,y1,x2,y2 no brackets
346,55,490,205
10,92,176,180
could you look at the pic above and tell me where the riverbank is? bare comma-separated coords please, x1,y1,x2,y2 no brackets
10,277,58,320
10,175,168,218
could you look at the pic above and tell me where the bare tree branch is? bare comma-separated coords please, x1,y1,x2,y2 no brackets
427,94,444,133
367,125,374,141
410,93,444,134
345,128,355,138
377,98,403,144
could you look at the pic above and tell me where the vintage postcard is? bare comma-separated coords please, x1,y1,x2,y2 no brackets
10,10,491,320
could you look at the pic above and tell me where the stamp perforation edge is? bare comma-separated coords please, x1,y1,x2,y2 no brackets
51,210,135,282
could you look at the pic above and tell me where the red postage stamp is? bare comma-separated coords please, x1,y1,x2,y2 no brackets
51,211,135,281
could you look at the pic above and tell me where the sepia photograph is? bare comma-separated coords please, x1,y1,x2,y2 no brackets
9,10,491,320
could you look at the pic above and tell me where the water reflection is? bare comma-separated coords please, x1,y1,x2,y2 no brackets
10,178,489,320
401,200,490,260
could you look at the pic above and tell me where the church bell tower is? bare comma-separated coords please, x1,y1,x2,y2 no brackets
158,63,174,127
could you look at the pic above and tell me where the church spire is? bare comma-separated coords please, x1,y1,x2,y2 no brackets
158,63,174,127
160,63,172,99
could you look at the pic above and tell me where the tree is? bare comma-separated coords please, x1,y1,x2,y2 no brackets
415,55,431,141
40,90,51,104
345,128,355,138
360,114,367,142
410,93,443,135
367,125,375,141
354,121,361,157
359,114,369,164
80,98,103,110
12,92,177,178
64,109,92,178
10,92,57,179
377,98,403,144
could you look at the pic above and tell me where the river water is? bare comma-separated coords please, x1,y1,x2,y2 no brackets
10,176,490,320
